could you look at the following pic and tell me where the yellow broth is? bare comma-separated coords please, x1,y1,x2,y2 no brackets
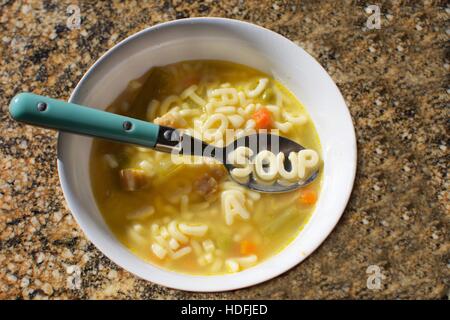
90,60,322,275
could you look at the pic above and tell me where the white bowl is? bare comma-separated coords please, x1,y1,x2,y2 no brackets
58,18,356,292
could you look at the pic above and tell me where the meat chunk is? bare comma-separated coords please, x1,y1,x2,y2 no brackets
119,169,149,191
193,164,227,200
153,113,186,128
194,174,219,200
208,164,227,180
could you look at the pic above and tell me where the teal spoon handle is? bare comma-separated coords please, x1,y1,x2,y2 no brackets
9,92,160,148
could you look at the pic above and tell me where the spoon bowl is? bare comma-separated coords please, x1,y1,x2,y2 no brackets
154,127,319,193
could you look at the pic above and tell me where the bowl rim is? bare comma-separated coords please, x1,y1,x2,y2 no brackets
57,17,357,292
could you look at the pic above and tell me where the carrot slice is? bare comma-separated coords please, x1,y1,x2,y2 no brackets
299,189,317,205
252,107,272,130
240,240,257,255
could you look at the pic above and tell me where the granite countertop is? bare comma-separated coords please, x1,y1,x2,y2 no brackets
0,1,448,299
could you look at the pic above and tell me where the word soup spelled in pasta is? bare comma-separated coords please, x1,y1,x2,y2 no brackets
228,147,319,185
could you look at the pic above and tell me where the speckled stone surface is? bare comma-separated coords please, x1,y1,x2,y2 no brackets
0,0,448,299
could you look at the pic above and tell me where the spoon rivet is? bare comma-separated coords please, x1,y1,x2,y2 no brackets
163,130,172,140
123,121,133,131
37,102,47,112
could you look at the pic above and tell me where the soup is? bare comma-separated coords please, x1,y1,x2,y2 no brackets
90,60,322,275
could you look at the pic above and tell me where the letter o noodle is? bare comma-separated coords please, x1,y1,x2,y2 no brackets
202,114,229,141
254,150,278,181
